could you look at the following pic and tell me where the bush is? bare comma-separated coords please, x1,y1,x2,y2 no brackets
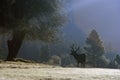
96,56,110,68
61,54,74,67
107,60,118,69
48,55,61,66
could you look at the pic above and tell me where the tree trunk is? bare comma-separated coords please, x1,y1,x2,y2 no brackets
6,30,26,61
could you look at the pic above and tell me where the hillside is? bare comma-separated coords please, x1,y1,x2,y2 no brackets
0,62,120,80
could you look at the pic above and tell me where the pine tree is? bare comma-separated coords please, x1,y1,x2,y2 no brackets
84,29,106,67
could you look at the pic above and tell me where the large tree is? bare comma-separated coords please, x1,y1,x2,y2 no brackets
0,0,66,61
84,29,107,67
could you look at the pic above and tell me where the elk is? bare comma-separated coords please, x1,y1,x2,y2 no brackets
70,45,86,68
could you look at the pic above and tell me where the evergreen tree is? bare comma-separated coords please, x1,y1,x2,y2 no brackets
84,29,106,67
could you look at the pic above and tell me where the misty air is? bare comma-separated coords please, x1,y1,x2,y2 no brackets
0,0,120,80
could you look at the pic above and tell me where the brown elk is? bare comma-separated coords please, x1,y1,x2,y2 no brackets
70,45,86,68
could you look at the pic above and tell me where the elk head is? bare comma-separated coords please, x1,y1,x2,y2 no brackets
70,44,79,55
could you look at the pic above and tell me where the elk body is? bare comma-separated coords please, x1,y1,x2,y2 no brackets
70,45,86,68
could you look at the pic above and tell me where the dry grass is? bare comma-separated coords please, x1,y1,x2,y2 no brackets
0,61,55,69
0,61,120,80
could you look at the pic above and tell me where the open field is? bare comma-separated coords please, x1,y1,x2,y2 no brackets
0,61,120,80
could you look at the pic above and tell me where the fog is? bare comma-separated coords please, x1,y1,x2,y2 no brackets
70,0,120,51
1,0,120,67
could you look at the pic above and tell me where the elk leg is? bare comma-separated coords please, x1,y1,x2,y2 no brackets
81,63,85,68
77,62,79,67
82,62,85,68
83,63,86,68
81,63,83,68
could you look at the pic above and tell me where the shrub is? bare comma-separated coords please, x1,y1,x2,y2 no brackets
48,55,61,66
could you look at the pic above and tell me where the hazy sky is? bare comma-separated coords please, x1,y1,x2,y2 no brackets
70,0,120,51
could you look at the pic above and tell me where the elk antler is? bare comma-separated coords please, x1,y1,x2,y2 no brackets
70,44,79,52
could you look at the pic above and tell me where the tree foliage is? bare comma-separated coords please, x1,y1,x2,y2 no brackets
84,29,106,67
0,0,66,61
0,0,66,41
